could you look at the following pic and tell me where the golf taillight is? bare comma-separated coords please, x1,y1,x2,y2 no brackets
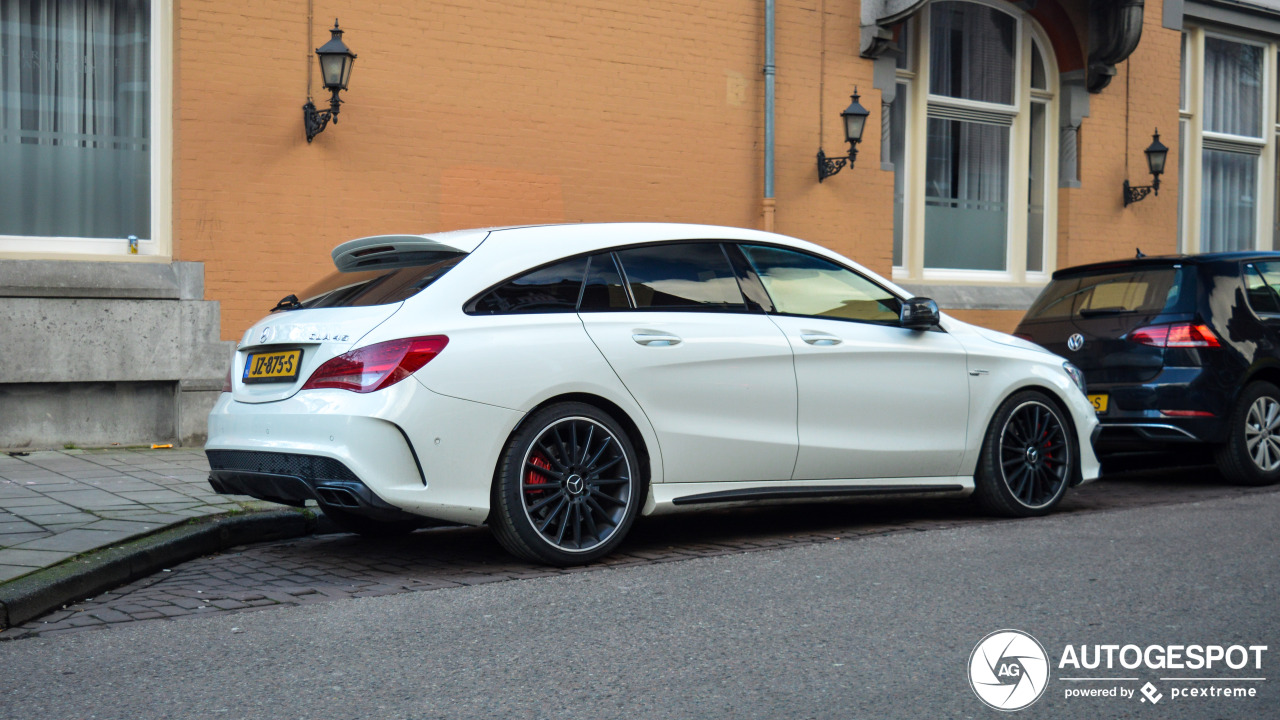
1129,323,1220,348
301,335,449,393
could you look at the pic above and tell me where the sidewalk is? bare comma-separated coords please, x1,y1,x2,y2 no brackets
0,447,284,583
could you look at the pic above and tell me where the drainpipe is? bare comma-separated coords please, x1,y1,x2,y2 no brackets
763,0,776,232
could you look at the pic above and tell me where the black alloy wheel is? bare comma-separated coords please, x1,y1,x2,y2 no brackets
975,390,1075,516
491,402,641,565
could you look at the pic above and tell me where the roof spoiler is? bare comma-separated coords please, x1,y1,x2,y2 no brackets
331,234,473,272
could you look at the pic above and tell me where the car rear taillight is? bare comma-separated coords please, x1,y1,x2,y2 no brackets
1128,323,1221,348
1013,332,1035,343
301,336,449,393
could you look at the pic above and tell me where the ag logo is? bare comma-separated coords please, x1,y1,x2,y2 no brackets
968,629,1050,711
1067,333,1085,352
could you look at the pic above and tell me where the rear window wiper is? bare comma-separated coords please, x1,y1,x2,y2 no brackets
271,294,301,312
1077,308,1132,317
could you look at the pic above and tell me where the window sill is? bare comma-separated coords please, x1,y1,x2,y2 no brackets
0,235,163,260
895,281,1046,311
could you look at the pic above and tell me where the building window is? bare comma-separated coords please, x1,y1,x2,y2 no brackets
0,0,168,256
894,0,1057,283
1179,28,1276,254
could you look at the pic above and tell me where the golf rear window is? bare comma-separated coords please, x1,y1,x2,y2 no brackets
1025,267,1183,321
297,256,464,309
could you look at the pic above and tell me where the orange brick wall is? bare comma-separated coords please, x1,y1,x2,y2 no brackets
946,309,1023,335
1059,0,1183,270
174,0,1182,339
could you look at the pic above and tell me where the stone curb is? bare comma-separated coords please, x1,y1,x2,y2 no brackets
0,509,320,629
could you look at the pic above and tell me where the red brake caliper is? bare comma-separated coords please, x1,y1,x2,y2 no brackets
526,453,552,498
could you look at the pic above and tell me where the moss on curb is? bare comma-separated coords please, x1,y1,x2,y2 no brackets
0,508,317,631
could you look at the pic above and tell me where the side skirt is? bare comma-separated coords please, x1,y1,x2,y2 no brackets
644,477,975,515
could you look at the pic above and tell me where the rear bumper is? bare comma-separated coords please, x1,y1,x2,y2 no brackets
1090,366,1228,450
205,379,523,525
206,449,419,520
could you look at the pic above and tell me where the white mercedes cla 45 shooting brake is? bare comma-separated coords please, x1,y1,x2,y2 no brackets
207,223,1100,565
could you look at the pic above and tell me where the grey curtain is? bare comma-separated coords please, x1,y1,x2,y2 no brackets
1203,36,1262,138
0,0,150,240
928,1,1014,105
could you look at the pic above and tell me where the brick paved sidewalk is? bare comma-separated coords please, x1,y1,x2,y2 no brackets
0,447,277,583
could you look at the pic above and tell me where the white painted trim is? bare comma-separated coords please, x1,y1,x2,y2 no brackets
1182,27,1206,253
925,95,1019,115
0,235,160,256
921,267,1014,282
151,0,173,260
1202,131,1268,146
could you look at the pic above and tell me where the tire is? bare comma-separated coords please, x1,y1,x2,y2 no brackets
319,505,426,538
974,390,1076,517
490,402,643,565
1215,381,1280,486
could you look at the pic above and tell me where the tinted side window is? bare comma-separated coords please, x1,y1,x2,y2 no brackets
740,245,902,323
613,243,746,310
579,253,631,312
1245,263,1280,315
471,257,587,315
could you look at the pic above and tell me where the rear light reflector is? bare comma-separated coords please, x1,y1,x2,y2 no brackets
301,335,448,393
1160,410,1216,417
1129,323,1221,348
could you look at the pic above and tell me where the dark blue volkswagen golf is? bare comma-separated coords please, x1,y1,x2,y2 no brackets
1015,252,1280,485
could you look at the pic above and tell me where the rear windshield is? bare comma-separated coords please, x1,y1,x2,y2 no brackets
1024,267,1184,321
295,256,464,309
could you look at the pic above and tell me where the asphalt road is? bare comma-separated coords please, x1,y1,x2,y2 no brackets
1,487,1276,719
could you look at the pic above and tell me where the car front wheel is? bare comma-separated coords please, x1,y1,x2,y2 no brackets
490,402,642,565
974,390,1075,517
1215,381,1280,486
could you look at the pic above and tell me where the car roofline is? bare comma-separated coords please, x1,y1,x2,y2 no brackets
1051,251,1280,279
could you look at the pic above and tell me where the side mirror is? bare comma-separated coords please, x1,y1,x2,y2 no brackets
900,297,940,329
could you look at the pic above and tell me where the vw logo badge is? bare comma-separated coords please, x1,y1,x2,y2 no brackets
1066,333,1085,352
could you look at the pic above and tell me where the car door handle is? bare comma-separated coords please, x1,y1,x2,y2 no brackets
800,332,842,346
632,332,682,347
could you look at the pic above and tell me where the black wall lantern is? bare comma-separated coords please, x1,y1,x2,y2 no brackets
817,90,871,182
1123,129,1169,206
303,20,357,143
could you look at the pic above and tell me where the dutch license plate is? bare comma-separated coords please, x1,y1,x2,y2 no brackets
1088,393,1109,414
243,349,303,384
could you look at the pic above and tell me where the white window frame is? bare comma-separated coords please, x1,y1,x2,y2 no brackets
892,0,1058,285
1179,26,1277,254
891,22,916,271
0,0,173,260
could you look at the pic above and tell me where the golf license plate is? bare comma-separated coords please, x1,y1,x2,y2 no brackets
1088,393,1109,414
243,349,303,384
